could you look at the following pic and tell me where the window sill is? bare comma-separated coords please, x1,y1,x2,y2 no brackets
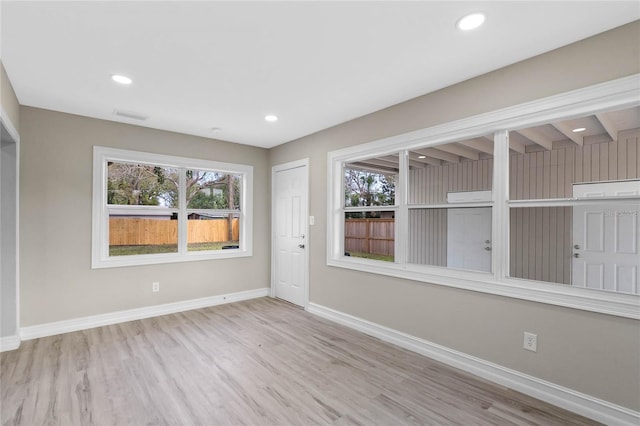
327,257,640,319
92,248,252,269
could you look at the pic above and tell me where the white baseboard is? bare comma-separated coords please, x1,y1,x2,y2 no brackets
0,334,21,352
20,287,269,341
307,302,639,426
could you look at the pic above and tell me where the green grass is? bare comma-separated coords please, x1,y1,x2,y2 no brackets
188,241,238,252
109,241,239,256
346,251,394,262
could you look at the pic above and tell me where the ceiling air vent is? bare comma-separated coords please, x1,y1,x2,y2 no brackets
113,109,149,121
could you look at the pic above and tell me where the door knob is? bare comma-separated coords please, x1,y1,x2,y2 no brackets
574,244,580,250
298,244,305,249
485,240,491,244
484,247,492,251
574,253,580,258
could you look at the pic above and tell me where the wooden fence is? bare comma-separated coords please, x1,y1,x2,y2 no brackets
344,218,394,256
109,218,239,245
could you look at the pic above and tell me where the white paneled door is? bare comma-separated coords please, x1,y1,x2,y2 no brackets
447,207,492,273
273,162,308,307
572,181,640,294
572,204,640,294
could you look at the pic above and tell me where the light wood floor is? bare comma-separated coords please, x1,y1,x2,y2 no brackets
1,297,599,426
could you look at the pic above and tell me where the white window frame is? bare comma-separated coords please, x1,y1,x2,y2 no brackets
343,158,400,263
92,146,253,268
327,74,640,319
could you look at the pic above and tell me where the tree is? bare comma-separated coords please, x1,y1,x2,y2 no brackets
344,168,395,208
107,163,171,205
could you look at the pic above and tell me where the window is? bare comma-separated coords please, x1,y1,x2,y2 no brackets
343,156,397,262
327,75,639,318
507,110,640,293
407,138,494,273
93,147,253,268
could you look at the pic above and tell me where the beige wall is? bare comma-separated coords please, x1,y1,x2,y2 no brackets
19,107,270,326
269,21,640,410
1,61,20,133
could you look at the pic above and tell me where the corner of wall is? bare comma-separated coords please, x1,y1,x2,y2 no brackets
1,60,21,136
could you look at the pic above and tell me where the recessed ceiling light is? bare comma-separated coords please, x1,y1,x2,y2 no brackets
211,127,222,132
111,74,132,85
265,114,278,122
572,127,586,133
418,155,426,159
456,12,485,31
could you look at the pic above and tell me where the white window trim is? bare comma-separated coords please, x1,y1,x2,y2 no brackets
327,74,640,319
92,146,253,268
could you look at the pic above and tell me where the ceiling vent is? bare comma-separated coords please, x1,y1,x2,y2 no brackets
113,109,149,121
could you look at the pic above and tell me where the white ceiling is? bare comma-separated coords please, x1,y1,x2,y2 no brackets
1,1,639,149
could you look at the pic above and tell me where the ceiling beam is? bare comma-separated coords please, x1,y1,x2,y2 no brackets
478,134,527,155
348,161,397,174
552,121,583,146
413,148,459,163
408,160,428,169
381,155,427,169
465,135,528,155
595,112,619,142
509,138,527,154
459,138,493,155
356,158,398,169
406,153,442,167
516,128,553,151
431,143,480,160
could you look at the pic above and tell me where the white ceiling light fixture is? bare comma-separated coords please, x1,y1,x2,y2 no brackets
211,127,222,133
572,127,587,133
111,74,132,85
456,12,486,31
265,114,278,122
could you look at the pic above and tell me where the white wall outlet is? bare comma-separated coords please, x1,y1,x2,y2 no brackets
523,332,537,352
152,282,160,292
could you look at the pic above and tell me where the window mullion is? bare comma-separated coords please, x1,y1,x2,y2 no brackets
493,130,509,280
397,149,409,267
178,168,187,254
337,162,346,259
101,158,110,262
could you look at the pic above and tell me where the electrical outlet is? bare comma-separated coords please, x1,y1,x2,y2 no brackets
309,215,315,225
152,282,160,292
523,332,537,352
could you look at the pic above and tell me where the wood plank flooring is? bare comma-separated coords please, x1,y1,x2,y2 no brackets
1,297,599,425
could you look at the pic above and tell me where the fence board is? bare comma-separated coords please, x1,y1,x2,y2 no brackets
109,218,239,246
345,218,394,256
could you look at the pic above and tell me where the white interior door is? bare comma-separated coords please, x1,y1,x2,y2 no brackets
572,181,640,294
572,205,640,293
447,207,492,272
272,162,308,307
